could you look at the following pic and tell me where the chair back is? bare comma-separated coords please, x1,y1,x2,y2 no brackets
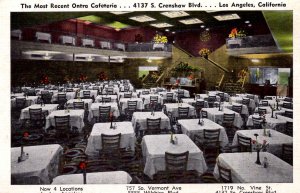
29,108,43,120
217,92,225,102
282,144,293,165
242,98,250,106
83,91,91,98
142,90,150,95
285,121,293,136
123,86,130,92
101,133,121,151
57,93,67,103
201,110,208,118
237,134,252,152
217,163,232,183
127,100,138,111
282,102,292,109
260,100,269,106
165,151,189,172
203,129,220,143
166,93,174,102
66,88,74,92
124,93,132,98
246,94,254,100
41,93,52,104
284,111,293,118
99,106,111,118
223,113,235,124
102,97,111,103
145,118,161,135
16,97,26,108
73,101,84,109
232,105,242,114
178,107,189,119
54,115,70,132
284,97,292,103
252,116,262,129
258,108,267,115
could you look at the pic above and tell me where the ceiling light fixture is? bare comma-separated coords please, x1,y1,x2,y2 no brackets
129,15,156,22
150,23,173,28
214,13,240,21
200,25,205,28
206,28,210,31
165,29,170,32
160,11,189,18
179,18,203,25
245,20,250,24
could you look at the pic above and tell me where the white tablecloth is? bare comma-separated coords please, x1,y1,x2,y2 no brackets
85,122,136,156
11,144,63,184
132,112,171,131
213,152,292,183
158,91,177,100
11,93,25,98
171,89,190,98
247,114,291,131
36,32,51,43
90,102,120,118
230,96,256,110
181,98,209,107
219,102,249,116
45,109,85,132
202,108,243,128
60,35,75,45
119,98,143,112
208,91,230,99
196,94,220,102
140,94,164,106
11,96,39,108
82,38,94,47
164,103,196,118
96,95,118,103
142,134,208,179
119,84,134,92
178,118,229,147
52,171,132,184
236,93,259,104
118,92,138,99
232,129,292,156
20,104,59,120
66,98,92,109
100,41,111,49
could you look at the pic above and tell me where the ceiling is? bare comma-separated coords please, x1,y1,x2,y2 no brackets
11,11,266,32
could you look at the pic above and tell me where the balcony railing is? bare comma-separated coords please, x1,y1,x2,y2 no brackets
11,29,172,52
226,34,277,49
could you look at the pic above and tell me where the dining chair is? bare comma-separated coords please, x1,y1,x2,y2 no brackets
145,118,161,135
54,115,71,140
100,133,121,159
282,144,293,165
217,163,232,183
98,106,111,122
73,101,84,109
237,134,252,152
28,108,46,133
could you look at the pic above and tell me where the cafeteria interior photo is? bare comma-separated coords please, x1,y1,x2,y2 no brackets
10,11,293,184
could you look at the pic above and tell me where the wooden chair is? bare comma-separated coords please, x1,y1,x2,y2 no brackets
57,93,67,109
28,108,46,132
282,102,292,109
282,144,293,165
100,133,121,159
177,90,185,102
125,100,138,120
73,101,84,109
165,93,174,103
237,134,252,152
284,111,293,118
258,108,267,115
54,115,71,140
15,97,26,110
217,163,232,183
201,110,208,118
178,107,189,119
142,90,150,95
145,118,161,135
194,100,205,118
41,92,52,104
232,105,242,114
102,97,111,103
124,93,132,98
283,97,292,103
217,92,225,102
260,100,269,106
252,116,262,129
285,121,293,136
207,96,217,108
83,91,91,99
97,106,111,122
